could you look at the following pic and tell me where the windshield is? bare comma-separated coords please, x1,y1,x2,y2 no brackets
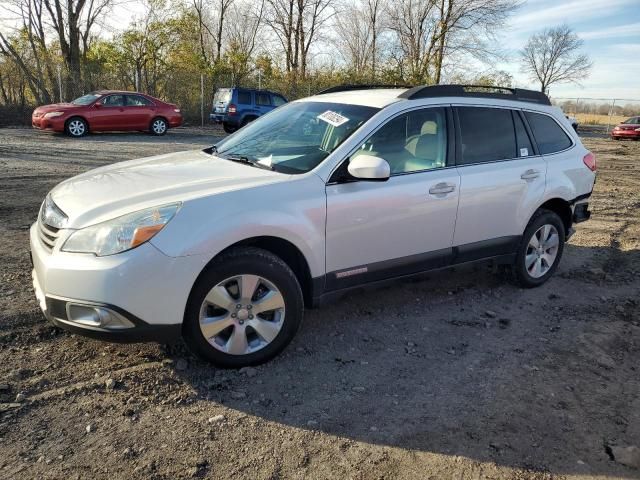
213,101,379,174
623,117,639,124
72,93,102,105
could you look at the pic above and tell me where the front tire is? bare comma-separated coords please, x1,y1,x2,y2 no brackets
513,210,565,288
65,117,88,137
150,117,168,136
183,247,304,368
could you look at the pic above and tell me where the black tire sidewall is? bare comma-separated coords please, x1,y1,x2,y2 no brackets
183,249,304,368
222,122,236,134
515,210,566,288
66,117,87,137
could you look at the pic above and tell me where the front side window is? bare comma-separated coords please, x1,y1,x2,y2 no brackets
126,95,152,106
457,107,516,165
352,107,448,174
213,101,379,174
525,111,572,154
272,95,287,106
102,95,125,107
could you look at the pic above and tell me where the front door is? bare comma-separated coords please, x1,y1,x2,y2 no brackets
91,94,126,130
325,107,460,290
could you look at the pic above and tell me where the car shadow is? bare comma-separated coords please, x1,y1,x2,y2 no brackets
171,243,640,477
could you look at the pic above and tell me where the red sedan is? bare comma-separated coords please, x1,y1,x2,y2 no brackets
32,90,183,137
611,116,640,140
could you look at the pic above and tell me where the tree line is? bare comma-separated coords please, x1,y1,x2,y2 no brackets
0,0,594,124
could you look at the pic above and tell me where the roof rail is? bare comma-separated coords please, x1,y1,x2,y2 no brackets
399,84,551,106
317,84,413,95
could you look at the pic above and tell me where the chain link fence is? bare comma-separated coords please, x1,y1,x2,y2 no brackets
552,97,640,133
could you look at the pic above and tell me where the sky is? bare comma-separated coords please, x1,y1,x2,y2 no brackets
497,0,640,100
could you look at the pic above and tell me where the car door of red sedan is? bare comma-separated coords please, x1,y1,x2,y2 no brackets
124,94,157,130
90,94,127,131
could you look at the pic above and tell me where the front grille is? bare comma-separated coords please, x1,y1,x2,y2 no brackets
38,220,60,252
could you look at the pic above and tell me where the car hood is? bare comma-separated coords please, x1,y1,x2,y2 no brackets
33,103,82,115
50,149,289,228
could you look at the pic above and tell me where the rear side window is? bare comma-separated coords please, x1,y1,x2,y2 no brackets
256,93,271,106
457,107,515,165
272,95,286,106
126,95,152,106
524,112,572,154
513,112,533,157
237,91,251,104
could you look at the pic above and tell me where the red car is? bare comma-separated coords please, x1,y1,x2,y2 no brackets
32,90,183,137
611,116,640,140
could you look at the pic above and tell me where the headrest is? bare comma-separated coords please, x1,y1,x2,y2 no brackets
415,133,439,160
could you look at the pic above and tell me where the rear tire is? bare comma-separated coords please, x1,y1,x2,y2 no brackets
65,117,88,137
513,210,565,288
183,247,304,368
222,122,237,134
150,117,167,136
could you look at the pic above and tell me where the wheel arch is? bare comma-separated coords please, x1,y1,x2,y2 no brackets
536,198,572,234
190,235,316,308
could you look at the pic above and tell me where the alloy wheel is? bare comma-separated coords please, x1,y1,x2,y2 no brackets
525,224,560,278
199,274,285,355
152,119,167,134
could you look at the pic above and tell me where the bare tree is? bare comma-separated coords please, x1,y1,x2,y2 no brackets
333,0,386,80
387,0,518,84
265,0,334,78
520,24,592,93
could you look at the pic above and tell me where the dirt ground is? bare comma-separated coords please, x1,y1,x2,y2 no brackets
1,127,639,480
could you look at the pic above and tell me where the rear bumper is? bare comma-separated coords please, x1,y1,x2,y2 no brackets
168,114,183,128
209,114,238,126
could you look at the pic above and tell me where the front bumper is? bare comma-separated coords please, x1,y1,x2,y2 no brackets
32,115,66,132
611,129,640,138
30,222,205,343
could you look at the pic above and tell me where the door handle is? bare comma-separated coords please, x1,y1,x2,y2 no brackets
521,169,540,180
429,182,456,195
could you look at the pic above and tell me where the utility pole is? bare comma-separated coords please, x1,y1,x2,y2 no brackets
56,65,63,102
200,74,204,128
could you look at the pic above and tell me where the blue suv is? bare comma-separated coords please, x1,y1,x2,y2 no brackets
210,87,288,133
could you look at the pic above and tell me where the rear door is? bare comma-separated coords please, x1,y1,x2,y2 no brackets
325,106,460,290
91,94,126,130
124,94,156,129
452,106,546,260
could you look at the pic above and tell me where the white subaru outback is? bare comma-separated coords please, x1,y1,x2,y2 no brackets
31,85,596,367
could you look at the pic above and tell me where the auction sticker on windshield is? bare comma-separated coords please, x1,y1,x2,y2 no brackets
318,110,349,127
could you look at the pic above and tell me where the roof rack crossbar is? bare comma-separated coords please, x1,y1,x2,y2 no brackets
399,84,551,105
317,84,413,95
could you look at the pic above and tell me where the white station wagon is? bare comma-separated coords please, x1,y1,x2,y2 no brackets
31,85,596,367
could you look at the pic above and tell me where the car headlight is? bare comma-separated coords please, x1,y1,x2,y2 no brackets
62,203,180,256
635,128,640,132
44,111,65,118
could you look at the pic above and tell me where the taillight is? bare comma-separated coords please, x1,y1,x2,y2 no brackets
583,152,596,172
227,104,237,115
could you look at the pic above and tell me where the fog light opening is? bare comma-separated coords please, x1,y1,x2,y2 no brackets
66,304,135,329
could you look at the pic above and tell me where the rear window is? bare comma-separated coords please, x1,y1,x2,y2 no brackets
214,89,232,104
457,107,516,165
237,91,251,104
525,112,572,154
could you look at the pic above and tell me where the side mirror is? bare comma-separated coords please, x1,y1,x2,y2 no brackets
347,154,390,181
94,102,102,108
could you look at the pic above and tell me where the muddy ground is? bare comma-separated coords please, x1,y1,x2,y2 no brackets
0,127,639,480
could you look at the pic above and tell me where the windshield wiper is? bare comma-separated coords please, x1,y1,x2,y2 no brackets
221,153,274,171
